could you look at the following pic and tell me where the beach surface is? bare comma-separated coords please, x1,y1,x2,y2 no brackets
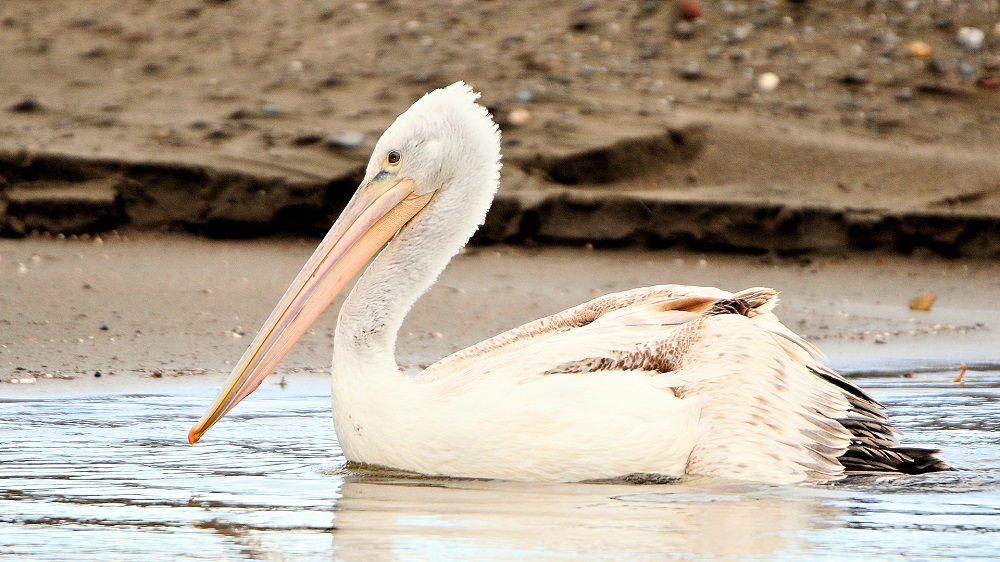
1,1,999,255
2,233,995,393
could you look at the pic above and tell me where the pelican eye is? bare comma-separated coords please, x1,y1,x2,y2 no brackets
387,150,401,165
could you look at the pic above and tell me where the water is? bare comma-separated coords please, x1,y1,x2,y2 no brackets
2,370,999,561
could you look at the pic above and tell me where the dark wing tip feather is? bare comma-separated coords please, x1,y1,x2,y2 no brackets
840,446,950,475
804,367,949,477
808,365,881,406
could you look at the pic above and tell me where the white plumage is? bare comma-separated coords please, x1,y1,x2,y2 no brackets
189,82,945,484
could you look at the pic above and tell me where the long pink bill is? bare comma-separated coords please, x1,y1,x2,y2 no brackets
188,177,431,445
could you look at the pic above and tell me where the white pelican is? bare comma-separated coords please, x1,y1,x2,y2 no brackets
188,82,946,484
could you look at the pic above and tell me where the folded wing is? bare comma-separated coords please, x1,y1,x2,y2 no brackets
417,285,947,483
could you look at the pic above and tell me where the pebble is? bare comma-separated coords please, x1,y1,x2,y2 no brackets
260,104,283,118
981,77,998,90
909,292,936,312
895,88,914,102
841,71,868,86
95,113,116,127
673,20,696,40
679,62,702,80
926,58,946,75
637,43,660,60
728,24,752,44
638,0,659,15
291,129,325,146
227,108,253,120
757,71,780,92
325,131,365,150
205,124,233,140
955,27,985,51
956,61,976,80
81,45,106,59
570,14,594,32
906,40,932,59
719,0,738,17
513,88,534,104
10,97,41,113
676,0,702,20
507,107,531,126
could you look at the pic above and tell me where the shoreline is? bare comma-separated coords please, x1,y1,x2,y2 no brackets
2,233,996,396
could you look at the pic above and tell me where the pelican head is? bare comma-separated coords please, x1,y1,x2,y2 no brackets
188,82,501,444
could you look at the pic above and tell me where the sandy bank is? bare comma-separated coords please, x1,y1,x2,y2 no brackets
2,1,1000,255
1,233,996,396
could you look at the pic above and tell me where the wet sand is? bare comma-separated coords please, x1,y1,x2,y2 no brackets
1,233,997,395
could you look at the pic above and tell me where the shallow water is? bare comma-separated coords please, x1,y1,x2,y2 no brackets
2,370,999,561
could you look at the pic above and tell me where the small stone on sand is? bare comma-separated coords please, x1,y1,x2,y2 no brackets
10,97,41,113
757,72,780,92
679,62,702,80
325,131,365,150
906,40,932,59
676,0,702,20
507,108,531,127
955,27,985,51
908,292,936,311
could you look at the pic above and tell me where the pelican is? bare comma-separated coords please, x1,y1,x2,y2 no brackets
188,82,946,484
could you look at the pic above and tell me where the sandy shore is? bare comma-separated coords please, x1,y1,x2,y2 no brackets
2,1,1000,256
1,232,996,396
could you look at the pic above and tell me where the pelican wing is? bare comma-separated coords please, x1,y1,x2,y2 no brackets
416,284,732,383
418,285,945,483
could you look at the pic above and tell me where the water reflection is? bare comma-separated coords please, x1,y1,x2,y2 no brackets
1,371,999,560
331,476,838,561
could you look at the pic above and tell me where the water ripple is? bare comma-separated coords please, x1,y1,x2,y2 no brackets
1,371,999,561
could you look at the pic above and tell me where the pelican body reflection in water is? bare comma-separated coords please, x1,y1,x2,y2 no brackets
331,474,840,560
188,82,946,484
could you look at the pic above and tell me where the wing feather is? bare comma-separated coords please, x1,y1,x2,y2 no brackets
416,284,947,482
416,284,730,383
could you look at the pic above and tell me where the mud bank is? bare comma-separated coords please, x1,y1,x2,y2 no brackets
2,1,1000,256
3,112,1000,258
